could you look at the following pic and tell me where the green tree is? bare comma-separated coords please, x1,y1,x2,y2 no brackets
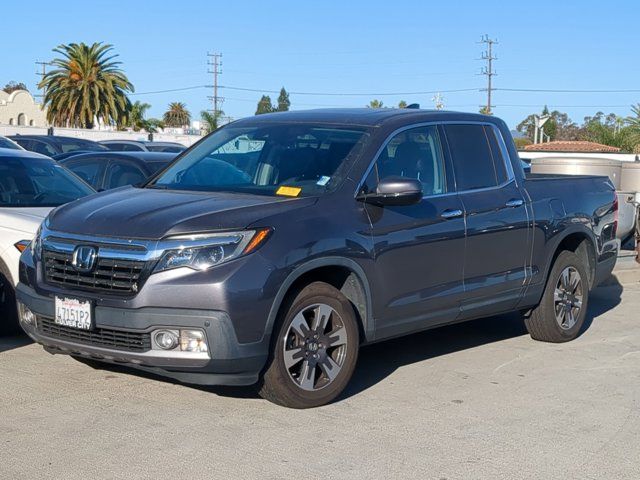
200,110,223,133
163,102,191,127
127,101,151,131
367,99,384,108
625,104,640,152
516,106,579,141
145,118,165,134
256,95,274,115
39,42,133,128
2,81,28,94
276,87,290,112
398,100,407,109
479,106,491,115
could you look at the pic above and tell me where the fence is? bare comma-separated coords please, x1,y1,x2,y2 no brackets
0,124,204,147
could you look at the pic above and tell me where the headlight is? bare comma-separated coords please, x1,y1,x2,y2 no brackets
153,228,271,273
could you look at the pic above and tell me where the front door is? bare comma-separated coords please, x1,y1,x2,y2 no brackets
361,124,466,339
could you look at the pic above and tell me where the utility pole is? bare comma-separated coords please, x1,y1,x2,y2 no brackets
207,52,223,119
478,35,497,114
35,60,54,100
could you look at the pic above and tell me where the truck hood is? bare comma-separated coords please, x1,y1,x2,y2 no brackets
0,207,51,235
47,187,316,240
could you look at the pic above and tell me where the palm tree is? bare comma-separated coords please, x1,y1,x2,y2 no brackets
128,101,151,131
39,42,133,128
200,110,223,134
163,102,191,128
367,99,384,109
626,104,640,151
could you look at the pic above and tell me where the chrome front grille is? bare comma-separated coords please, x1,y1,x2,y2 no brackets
43,249,145,294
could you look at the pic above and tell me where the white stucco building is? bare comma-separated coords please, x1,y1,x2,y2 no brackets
0,89,48,127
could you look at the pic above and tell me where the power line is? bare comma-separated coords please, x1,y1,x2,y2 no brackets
496,88,640,93
130,85,209,96
219,85,479,97
478,34,497,114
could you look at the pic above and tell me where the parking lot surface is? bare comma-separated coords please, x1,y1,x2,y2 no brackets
1,282,638,480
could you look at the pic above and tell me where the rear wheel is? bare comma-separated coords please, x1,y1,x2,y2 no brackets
525,250,589,343
258,282,359,408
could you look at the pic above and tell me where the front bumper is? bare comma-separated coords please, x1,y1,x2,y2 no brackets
16,283,268,386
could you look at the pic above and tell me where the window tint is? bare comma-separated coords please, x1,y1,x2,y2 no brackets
105,162,146,189
30,140,58,157
444,124,503,191
59,139,106,153
484,126,508,184
0,157,93,207
369,125,446,196
66,160,103,188
0,137,21,150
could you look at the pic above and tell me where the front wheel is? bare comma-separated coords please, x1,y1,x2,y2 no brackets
525,250,589,343
0,274,19,336
258,282,360,408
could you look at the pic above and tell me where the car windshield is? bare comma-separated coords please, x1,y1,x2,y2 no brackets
149,124,368,197
0,138,21,150
0,157,95,207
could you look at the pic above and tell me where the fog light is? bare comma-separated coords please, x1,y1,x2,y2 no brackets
18,303,36,326
179,329,208,353
153,329,179,350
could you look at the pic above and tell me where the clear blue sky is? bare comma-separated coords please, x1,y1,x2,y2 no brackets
3,0,639,128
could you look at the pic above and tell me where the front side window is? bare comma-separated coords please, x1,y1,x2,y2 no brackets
106,162,147,188
0,157,94,207
150,124,368,197
364,125,447,196
444,124,509,191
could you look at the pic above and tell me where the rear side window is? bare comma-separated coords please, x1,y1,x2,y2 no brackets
65,159,103,188
30,140,58,157
444,124,507,191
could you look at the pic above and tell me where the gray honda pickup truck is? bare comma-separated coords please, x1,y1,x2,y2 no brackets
16,108,618,408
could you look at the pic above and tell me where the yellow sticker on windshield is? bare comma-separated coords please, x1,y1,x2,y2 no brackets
276,186,302,197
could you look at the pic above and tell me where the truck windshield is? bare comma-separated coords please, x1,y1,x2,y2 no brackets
0,157,94,207
149,124,368,197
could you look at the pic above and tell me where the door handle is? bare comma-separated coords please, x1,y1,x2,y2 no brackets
505,199,524,208
440,209,463,219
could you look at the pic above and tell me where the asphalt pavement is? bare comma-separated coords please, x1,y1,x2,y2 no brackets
1,279,638,479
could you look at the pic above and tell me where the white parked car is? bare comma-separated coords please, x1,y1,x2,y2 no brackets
0,148,94,334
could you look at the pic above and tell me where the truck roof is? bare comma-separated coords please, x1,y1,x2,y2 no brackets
234,108,497,128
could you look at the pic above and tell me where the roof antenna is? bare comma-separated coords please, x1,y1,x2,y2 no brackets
406,103,420,109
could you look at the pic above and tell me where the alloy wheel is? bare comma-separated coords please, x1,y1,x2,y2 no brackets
553,266,583,330
282,303,348,391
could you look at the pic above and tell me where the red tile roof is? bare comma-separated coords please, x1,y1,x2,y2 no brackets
523,141,621,153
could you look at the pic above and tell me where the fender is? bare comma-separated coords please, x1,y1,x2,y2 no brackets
264,256,375,343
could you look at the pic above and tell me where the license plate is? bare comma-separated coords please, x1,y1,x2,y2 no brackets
54,296,93,330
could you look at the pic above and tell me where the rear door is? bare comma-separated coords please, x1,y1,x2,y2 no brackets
362,124,466,338
443,123,530,317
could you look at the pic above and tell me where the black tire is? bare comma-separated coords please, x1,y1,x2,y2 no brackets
0,273,19,336
525,250,590,343
258,282,360,408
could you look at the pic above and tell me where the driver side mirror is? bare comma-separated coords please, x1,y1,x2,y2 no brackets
357,176,423,206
